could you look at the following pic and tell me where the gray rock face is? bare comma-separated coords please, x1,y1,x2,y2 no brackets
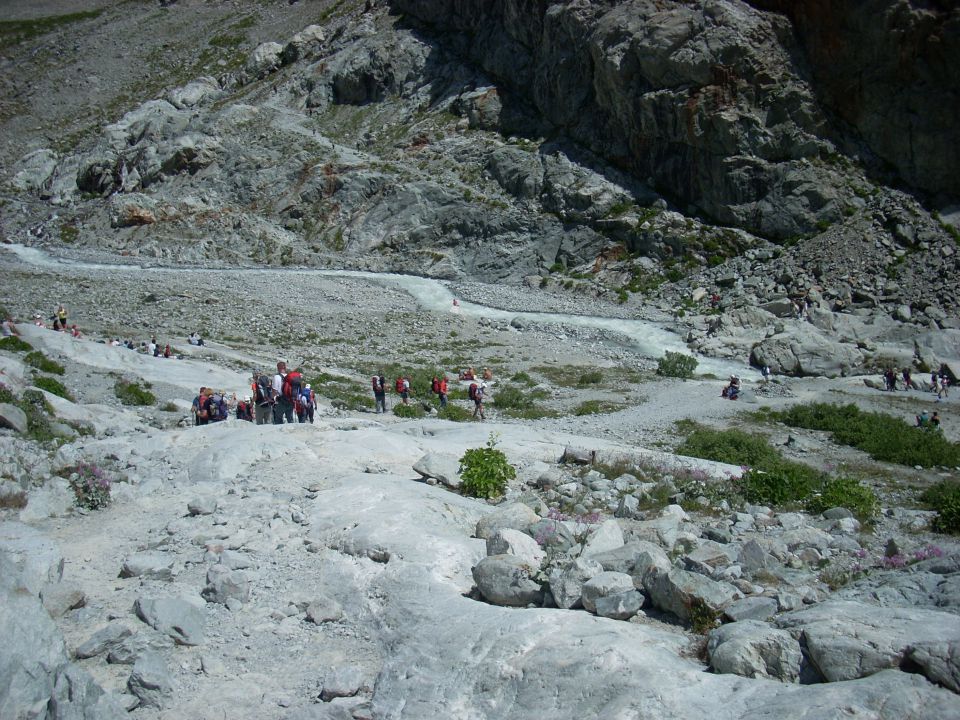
581,519,624,557
750,326,864,377
134,596,205,646
75,623,134,660
708,620,802,682
0,521,65,595
201,564,252,605
776,600,960,683
906,641,960,694
594,590,644,621
319,664,366,702
472,554,544,607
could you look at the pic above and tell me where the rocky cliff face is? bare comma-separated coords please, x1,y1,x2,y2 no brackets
1,0,957,310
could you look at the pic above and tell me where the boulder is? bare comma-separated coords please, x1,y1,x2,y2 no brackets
906,641,960,693
775,600,960,682
594,591,644,621
127,652,174,709
708,620,802,682
581,571,635,614
246,42,284,78
723,596,779,623
486,527,546,568
134,596,205,646
319,664,366,702
0,521,64,595
413,452,462,489
0,403,28,434
549,557,604,610
581,519,624,558
187,496,218,516
306,595,344,625
201,564,251,605
475,503,539,540
750,326,864,377
40,582,86,617
120,551,174,580
472,554,543,607
645,568,739,622
75,623,134,660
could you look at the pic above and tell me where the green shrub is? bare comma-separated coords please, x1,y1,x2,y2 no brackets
492,385,536,411
574,400,624,416
677,427,783,468
437,404,473,422
160,401,179,412
18,389,56,442
806,477,879,521
657,351,698,379
24,351,65,375
459,433,516,499
393,403,425,419
33,375,73,401
774,402,960,468
114,378,156,406
577,370,603,386
0,382,14,404
510,371,535,386
921,480,960,534
0,336,33,352
739,466,820,507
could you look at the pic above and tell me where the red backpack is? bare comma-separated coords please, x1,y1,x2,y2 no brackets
395,377,404,393
468,383,479,401
431,377,441,394
282,371,303,400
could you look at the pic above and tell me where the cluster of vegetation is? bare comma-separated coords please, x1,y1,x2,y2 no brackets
657,351,698,379
114,378,156,406
61,461,112,510
393,403,425,419
573,400,626,416
33,376,73,401
677,425,879,522
0,9,103,47
1,384,58,443
0,336,33,352
772,403,960,468
24,351,65,375
459,434,516,499
921,481,960,534
491,385,555,420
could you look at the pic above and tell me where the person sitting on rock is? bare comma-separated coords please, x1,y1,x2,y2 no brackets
930,412,941,431
482,367,493,381
1,316,20,337
916,410,930,428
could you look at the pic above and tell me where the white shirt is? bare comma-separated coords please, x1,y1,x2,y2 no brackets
273,373,285,397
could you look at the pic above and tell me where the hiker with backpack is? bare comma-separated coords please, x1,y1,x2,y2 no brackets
191,386,206,426
396,376,410,405
272,360,297,424
372,374,387,413
252,370,275,425
432,375,448,408
236,397,253,422
297,384,316,424
469,382,486,420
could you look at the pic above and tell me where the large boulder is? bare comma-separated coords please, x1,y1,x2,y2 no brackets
134,596,205,646
486,527,546,568
0,403,28,434
581,519,624,557
645,568,739,622
750,326,864,377
413,452,462,489
580,571,635,614
472,554,544,607
475,503,539,540
549,557,605,610
0,521,64,595
906,641,960,693
127,652,174,709
120,552,174,580
775,600,960,682
708,620,802,682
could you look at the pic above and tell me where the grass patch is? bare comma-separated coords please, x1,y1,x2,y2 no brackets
114,378,156,406
491,385,555,419
33,376,73,401
393,403,425,419
0,10,103,48
18,389,56,442
677,425,878,520
160,401,179,412
24,351,65,375
578,370,603,386
573,400,625,416
773,402,960,468
437,404,473,422
0,336,33,352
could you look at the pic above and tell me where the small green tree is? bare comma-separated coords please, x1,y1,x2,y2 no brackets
459,433,516,499
657,351,698,379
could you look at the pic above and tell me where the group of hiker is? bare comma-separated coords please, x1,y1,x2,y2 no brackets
372,371,488,419
192,360,317,426
916,410,942,432
883,367,951,400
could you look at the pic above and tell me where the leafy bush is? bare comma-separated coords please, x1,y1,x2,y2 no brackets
921,481,960,534
677,427,783,468
25,351,65,375
393,403,425,419
114,378,156,406
774,402,960,468
18,389,56,442
437,404,473,422
739,466,820,507
492,385,536,411
657,351,698,379
577,370,603,386
63,461,111,510
687,598,720,634
459,433,516,499
33,375,73,401
160,401,179,412
0,382,14,404
806,477,879,522
0,336,33,352
510,371,535,386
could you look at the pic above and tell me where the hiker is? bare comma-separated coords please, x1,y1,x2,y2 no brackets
188,331,204,346
939,374,950,400
883,368,897,392
153,338,161,357
163,344,171,359
916,410,930,428
70,324,82,338
902,368,913,390
297,384,316,424
931,371,940,394
191,387,205,426
721,376,741,400
395,376,410,405
148,338,157,356
252,370,274,425
931,412,941,431
33,314,44,327
438,375,448,408
761,365,771,383
459,367,476,381
206,389,228,423
236,397,253,422
1,316,19,337
197,388,216,425
372,374,387,413
272,360,296,424
452,298,461,314
482,367,493,381
56,304,67,328
470,382,486,420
